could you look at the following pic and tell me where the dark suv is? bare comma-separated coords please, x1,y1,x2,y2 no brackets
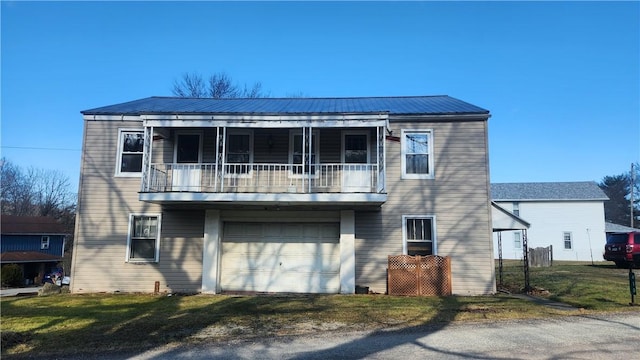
604,232,640,268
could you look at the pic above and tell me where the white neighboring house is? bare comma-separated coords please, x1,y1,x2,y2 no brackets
491,182,609,262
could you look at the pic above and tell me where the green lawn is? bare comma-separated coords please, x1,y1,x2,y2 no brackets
2,261,639,358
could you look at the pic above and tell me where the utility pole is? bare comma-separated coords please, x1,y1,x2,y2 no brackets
632,163,636,228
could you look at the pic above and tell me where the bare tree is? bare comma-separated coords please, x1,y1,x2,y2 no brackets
1,158,75,218
30,168,75,217
171,72,207,98
286,91,309,98
172,72,268,98
1,159,36,216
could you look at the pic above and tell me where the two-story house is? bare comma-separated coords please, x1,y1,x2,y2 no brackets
1,215,67,284
491,182,609,262
70,95,495,295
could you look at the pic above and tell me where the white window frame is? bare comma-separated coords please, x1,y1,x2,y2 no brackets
173,130,203,164
563,232,573,250
513,231,522,249
126,214,162,263
401,215,437,256
115,129,145,177
41,236,50,250
225,129,254,178
288,129,320,178
401,129,434,179
513,202,520,217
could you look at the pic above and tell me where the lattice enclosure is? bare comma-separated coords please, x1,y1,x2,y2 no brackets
388,255,451,296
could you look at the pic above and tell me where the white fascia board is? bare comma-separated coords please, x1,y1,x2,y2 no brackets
83,115,142,122
142,114,389,128
389,113,490,122
139,192,387,204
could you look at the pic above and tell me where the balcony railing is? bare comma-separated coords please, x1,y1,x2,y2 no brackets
143,163,383,194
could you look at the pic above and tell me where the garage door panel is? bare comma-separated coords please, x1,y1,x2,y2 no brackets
221,222,340,293
222,244,340,271
222,270,340,293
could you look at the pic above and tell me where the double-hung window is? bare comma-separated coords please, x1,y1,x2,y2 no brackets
116,130,144,176
513,202,520,217
402,215,436,256
226,131,253,175
513,232,522,249
126,214,161,262
289,130,319,176
401,130,433,179
563,232,572,250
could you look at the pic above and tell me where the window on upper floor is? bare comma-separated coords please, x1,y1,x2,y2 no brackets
513,202,520,217
401,130,433,179
126,214,161,262
403,215,436,256
289,130,319,176
226,130,253,175
41,236,50,250
116,130,144,176
563,232,573,250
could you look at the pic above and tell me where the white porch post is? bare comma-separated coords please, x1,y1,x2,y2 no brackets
340,210,356,294
308,125,313,193
202,209,222,294
141,126,153,192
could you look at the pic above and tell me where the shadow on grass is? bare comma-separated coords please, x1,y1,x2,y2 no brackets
0,293,332,359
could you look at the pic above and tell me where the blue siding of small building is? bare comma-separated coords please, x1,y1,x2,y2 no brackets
1,234,65,256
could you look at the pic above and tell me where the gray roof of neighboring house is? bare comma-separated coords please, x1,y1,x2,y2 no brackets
491,182,609,201
81,95,490,116
605,222,639,233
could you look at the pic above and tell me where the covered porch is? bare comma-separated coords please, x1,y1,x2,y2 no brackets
139,113,389,205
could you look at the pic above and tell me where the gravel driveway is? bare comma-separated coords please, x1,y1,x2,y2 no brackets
73,312,640,360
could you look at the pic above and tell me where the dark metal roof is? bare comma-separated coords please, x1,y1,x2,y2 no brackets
491,182,609,201
1,215,68,235
81,95,489,116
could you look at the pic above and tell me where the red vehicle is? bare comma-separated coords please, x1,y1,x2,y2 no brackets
604,231,640,268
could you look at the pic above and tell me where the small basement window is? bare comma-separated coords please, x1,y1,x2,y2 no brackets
403,215,436,256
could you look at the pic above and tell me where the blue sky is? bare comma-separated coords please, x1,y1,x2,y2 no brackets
2,1,639,193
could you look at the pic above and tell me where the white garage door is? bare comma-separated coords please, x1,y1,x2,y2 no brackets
221,222,340,293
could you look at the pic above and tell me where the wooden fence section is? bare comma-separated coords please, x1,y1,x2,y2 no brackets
528,246,553,267
388,255,452,296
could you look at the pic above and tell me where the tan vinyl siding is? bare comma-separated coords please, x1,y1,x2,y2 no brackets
355,119,494,295
73,117,493,295
71,120,204,293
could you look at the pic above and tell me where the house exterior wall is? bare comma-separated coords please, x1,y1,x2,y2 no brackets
1,234,65,256
71,120,204,293
72,115,495,295
492,201,607,261
355,119,495,295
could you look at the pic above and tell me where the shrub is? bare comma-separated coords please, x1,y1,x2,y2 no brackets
1,264,24,287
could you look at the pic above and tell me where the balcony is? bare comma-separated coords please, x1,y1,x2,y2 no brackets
137,116,388,206
139,162,386,206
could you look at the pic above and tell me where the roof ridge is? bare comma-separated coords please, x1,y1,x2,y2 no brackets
148,95,452,100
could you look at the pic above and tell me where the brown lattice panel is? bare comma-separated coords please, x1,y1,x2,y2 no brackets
388,255,451,296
